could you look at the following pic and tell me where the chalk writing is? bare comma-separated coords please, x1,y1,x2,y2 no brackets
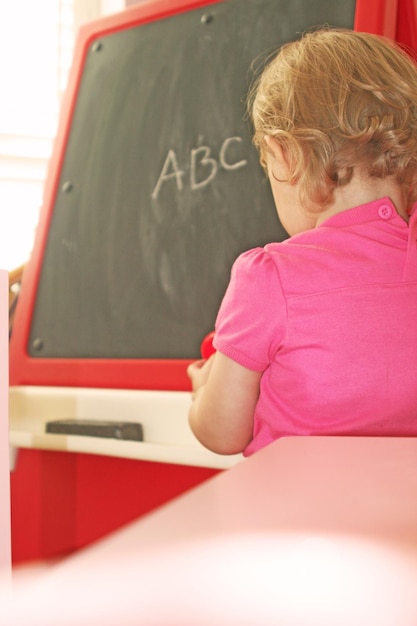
151,136,247,199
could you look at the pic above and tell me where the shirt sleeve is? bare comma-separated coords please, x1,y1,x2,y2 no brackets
213,247,286,372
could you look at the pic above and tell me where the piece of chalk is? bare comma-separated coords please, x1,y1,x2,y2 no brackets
200,331,216,359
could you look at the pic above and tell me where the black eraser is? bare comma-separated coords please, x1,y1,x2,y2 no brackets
45,419,143,441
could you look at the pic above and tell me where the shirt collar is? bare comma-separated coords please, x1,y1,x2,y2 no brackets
318,197,408,230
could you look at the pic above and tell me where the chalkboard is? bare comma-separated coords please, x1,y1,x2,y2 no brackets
28,0,355,361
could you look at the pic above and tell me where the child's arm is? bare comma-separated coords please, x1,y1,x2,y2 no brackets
187,352,261,455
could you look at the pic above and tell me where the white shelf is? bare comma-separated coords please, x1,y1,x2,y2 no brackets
9,385,243,470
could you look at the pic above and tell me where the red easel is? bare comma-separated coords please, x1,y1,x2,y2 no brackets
355,0,417,52
0,271,10,579
10,0,417,567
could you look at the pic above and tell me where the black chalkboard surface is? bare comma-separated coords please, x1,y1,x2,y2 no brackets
28,0,355,362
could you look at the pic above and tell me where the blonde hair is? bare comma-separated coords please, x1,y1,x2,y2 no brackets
249,28,417,208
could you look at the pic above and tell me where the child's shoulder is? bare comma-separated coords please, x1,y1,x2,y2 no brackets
236,228,328,267
233,227,345,299
233,231,326,286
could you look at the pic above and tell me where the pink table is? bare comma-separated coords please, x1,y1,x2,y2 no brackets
4,436,417,625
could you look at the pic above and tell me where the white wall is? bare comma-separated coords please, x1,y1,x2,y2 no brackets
0,0,127,272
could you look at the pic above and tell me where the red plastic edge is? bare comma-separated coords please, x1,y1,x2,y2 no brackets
354,0,398,37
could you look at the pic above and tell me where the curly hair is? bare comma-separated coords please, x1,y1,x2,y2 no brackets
249,28,417,209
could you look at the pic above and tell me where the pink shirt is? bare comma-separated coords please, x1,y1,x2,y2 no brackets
214,198,417,455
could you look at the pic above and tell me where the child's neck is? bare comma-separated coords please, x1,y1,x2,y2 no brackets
316,174,408,226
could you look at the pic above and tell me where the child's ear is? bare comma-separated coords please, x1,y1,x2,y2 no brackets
264,135,290,180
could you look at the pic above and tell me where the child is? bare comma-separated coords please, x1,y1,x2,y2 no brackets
187,28,417,456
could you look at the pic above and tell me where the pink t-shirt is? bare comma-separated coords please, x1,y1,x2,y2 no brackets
214,197,417,455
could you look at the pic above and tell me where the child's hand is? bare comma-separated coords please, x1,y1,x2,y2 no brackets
187,351,261,455
187,356,215,399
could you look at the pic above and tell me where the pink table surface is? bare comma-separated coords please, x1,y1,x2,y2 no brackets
3,435,417,625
